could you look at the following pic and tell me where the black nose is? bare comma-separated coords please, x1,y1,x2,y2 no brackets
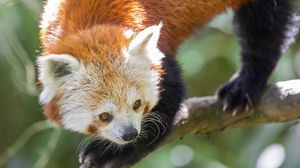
122,126,138,141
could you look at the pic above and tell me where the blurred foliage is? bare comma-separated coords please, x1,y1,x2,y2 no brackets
0,1,300,168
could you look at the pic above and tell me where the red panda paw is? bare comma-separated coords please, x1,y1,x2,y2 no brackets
79,140,116,168
217,73,265,116
79,152,93,168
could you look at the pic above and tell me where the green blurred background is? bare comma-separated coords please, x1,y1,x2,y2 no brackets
1,1,300,168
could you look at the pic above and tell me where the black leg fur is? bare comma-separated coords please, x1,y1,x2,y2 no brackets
79,57,185,168
218,0,299,114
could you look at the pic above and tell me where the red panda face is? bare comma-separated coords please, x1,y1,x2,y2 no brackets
38,24,164,144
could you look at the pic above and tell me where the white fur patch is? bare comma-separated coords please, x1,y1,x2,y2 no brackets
123,58,161,112
96,100,117,114
40,0,61,29
127,87,139,104
128,22,164,65
40,0,63,43
59,82,94,133
124,29,135,39
62,107,93,133
37,54,84,104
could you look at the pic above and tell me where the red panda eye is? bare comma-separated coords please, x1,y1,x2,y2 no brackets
98,112,113,122
133,99,142,111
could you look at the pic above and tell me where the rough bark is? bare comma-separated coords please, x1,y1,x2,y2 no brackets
147,80,300,158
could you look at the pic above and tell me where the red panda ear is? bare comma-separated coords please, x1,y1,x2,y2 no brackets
37,54,81,104
38,54,80,79
128,22,164,65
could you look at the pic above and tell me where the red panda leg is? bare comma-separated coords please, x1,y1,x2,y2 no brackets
218,0,299,114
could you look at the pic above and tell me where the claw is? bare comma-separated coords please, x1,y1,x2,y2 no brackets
232,109,238,117
79,152,84,164
245,105,250,112
80,162,92,168
223,103,229,111
245,93,253,107
79,153,92,168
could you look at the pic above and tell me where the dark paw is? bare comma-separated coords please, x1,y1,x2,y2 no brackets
79,140,115,168
79,152,94,168
217,75,264,116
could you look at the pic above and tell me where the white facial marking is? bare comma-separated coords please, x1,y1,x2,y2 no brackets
97,100,117,114
62,107,93,132
127,87,139,105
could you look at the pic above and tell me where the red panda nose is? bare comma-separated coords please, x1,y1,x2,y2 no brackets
122,126,138,141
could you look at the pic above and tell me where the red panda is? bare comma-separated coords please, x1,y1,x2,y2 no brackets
38,0,298,167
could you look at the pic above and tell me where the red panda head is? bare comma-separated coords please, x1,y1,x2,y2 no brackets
37,23,164,144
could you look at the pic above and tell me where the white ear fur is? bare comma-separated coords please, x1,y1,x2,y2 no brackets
37,54,81,104
128,22,164,65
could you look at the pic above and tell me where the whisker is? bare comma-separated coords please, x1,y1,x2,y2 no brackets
144,120,161,147
144,112,168,135
76,135,97,155
148,115,167,135
97,141,111,160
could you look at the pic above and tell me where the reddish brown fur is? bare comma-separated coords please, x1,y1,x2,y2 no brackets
48,25,130,63
41,0,250,56
40,0,250,127
86,124,98,134
143,103,150,114
43,96,62,125
86,118,112,135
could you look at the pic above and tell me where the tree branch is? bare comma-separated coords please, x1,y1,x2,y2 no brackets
141,80,300,162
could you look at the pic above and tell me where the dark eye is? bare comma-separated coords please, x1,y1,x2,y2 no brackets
98,112,113,122
133,99,142,111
